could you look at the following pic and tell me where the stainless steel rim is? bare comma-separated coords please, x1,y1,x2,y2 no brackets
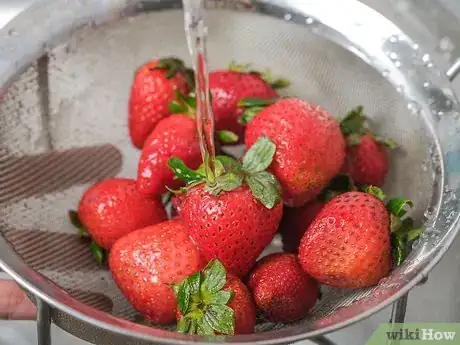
0,0,459,344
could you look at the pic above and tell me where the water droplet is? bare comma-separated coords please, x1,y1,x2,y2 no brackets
389,52,398,60
305,17,315,25
396,85,404,94
422,54,431,63
427,62,434,68
439,36,454,52
382,70,390,77
394,61,402,68
423,81,430,88
389,36,398,43
284,13,292,21
413,43,419,50
438,111,445,116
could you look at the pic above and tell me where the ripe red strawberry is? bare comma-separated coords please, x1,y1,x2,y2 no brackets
129,57,194,149
247,253,319,323
298,191,392,288
109,220,204,324
280,175,356,253
210,63,289,141
173,259,256,335
245,98,346,207
280,201,325,253
137,114,201,196
340,106,397,187
170,137,284,278
75,178,166,250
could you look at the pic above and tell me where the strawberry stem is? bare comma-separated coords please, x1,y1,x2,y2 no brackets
238,98,278,125
217,130,239,144
156,57,195,90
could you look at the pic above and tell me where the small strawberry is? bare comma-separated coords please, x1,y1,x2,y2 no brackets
70,178,166,259
245,98,346,207
109,220,204,324
210,62,289,141
169,137,284,278
340,106,398,187
173,259,256,335
129,57,194,149
137,92,238,197
298,187,422,288
247,253,319,323
280,175,356,253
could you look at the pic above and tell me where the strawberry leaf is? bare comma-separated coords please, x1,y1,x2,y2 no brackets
203,259,227,294
386,198,414,217
168,100,186,114
319,174,356,202
391,233,406,266
178,279,191,315
69,210,90,239
238,107,265,125
374,135,399,149
204,172,244,196
89,240,106,265
245,171,281,209
217,130,239,144
205,304,235,335
237,98,278,108
168,157,205,185
363,185,387,201
173,259,235,336
346,133,362,146
340,106,366,136
242,136,276,174
210,290,235,305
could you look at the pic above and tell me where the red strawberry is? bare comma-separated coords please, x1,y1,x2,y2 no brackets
280,175,356,252
129,58,194,149
210,63,288,141
298,191,392,288
339,106,397,187
280,201,325,253
109,220,204,324
137,114,201,196
173,259,256,335
247,253,319,323
170,137,284,278
75,178,166,250
245,98,345,207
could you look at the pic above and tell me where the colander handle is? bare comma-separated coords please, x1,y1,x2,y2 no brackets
446,58,460,81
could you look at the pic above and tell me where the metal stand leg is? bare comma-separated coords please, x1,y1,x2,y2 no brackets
386,293,409,345
37,299,51,345
310,336,337,345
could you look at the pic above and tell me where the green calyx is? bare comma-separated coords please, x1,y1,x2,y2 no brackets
237,98,278,125
361,187,422,266
68,210,107,265
168,90,197,118
173,259,236,336
340,106,398,149
228,61,290,90
168,136,282,209
155,57,195,91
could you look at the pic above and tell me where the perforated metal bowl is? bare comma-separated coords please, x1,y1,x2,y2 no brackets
1,1,460,344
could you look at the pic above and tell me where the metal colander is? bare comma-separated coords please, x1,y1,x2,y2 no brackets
1,0,460,344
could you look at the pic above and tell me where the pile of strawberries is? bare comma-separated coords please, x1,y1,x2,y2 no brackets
69,57,422,336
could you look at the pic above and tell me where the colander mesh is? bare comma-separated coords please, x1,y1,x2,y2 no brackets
0,8,434,331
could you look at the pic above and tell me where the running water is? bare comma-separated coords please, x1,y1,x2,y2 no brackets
182,0,217,185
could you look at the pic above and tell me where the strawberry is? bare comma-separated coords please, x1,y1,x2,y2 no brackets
210,62,289,141
109,220,204,324
298,188,421,288
245,98,346,207
137,91,239,197
70,178,166,256
169,137,284,278
340,106,398,187
129,57,194,149
173,259,256,335
280,175,356,252
247,253,319,323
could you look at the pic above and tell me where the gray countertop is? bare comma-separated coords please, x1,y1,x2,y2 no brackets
0,1,459,345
